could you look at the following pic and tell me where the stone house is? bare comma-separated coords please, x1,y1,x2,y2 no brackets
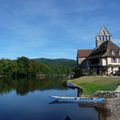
77,27,120,75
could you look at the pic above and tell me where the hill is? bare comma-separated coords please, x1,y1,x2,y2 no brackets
34,58,76,66
33,58,76,75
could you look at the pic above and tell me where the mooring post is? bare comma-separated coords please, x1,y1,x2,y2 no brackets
77,88,83,97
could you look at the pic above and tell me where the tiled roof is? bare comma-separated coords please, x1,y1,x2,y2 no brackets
77,49,93,58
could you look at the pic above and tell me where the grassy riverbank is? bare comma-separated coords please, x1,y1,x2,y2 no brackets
68,76,120,95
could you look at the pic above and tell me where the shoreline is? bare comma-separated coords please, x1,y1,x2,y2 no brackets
68,76,120,95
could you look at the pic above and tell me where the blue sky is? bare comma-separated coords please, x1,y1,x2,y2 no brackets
0,0,120,59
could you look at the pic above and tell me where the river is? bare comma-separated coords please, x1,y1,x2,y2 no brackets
0,77,98,120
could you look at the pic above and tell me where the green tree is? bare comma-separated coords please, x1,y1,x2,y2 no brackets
17,56,30,77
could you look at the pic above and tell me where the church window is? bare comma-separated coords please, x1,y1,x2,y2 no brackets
98,35,101,41
103,31,105,35
101,35,104,40
105,35,107,40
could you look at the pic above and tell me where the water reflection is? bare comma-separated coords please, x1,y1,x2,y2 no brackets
96,108,108,120
0,77,99,120
64,116,72,120
0,77,67,95
78,98,120,120
96,97,120,120
1,77,118,120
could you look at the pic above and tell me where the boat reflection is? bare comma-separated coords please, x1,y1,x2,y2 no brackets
64,116,72,120
50,98,120,120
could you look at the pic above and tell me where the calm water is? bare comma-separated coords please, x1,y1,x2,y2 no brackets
0,78,98,120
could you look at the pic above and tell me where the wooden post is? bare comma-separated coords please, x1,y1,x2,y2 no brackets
77,88,83,97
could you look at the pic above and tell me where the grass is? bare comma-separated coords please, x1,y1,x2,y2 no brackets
68,76,120,95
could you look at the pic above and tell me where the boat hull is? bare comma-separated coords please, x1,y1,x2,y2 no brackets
50,96,105,103
67,83,79,89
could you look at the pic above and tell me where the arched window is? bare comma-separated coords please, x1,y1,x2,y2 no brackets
103,31,105,35
101,35,104,40
105,35,107,40
98,35,101,41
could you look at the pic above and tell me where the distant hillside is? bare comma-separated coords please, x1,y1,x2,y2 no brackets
34,58,76,67
33,58,76,74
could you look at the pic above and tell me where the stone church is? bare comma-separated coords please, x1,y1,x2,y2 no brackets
77,27,120,75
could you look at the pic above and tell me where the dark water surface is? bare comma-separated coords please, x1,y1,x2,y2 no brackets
0,78,98,120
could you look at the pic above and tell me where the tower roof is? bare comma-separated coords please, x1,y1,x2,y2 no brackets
96,27,112,37
95,27,112,47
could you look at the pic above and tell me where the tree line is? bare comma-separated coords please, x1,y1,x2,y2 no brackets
0,56,76,78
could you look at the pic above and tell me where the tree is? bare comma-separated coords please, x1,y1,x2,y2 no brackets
17,56,30,77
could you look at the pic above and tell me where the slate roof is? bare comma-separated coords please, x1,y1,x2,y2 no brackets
88,40,120,59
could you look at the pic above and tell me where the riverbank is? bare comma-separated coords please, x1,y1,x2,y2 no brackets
96,85,120,120
68,76,120,95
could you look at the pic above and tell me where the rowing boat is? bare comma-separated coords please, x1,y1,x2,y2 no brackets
66,83,79,89
50,96,105,103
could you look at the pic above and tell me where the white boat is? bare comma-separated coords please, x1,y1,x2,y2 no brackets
50,96,105,103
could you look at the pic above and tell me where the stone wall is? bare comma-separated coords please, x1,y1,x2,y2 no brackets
94,91,120,120
96,97,120,120
93,91,120,98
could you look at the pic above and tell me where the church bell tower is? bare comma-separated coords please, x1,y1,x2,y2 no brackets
96,27,112,47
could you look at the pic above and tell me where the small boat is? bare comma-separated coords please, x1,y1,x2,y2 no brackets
50,96,105,103
67,83,80,89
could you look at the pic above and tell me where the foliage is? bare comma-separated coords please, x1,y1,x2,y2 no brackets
0,57,76,78
90,68,97,76
101,66,108,76
73,66,82,78
34,58,76,75
0,77,67,95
